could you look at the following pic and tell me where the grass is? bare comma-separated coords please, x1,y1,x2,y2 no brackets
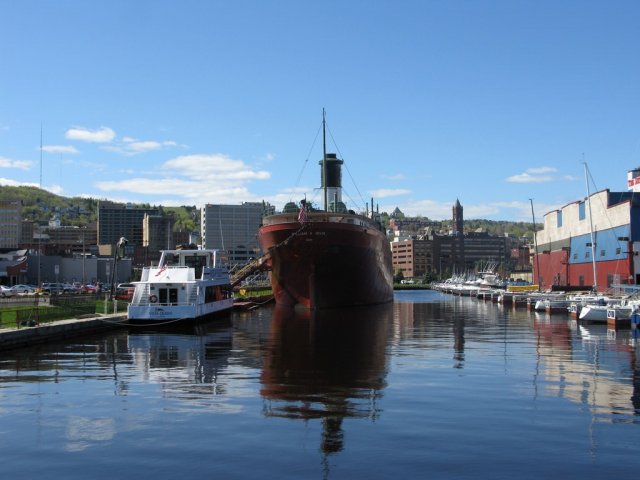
0,297,130,329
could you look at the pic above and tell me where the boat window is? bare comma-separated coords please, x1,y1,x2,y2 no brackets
158,288,179,305
184,255,207,279
205,285,216,303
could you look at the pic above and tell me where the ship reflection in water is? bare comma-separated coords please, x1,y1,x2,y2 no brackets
259,304,394,454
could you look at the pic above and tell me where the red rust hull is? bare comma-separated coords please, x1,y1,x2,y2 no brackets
258,213,393,309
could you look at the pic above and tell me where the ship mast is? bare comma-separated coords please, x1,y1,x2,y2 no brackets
584,162,598,292
322,108,328,212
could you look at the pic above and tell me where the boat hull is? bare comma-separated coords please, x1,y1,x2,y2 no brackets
258,213,393,309
127,298,234,322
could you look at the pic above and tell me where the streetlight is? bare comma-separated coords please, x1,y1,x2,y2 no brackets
109,237,128,300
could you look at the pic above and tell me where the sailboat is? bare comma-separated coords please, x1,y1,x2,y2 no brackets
257,111,394,309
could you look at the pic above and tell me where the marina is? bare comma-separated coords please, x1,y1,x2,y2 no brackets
1,290,639,479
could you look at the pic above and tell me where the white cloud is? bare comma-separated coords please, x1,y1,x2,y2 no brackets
42,145,79,154
126,140,164,153
525,167,557,175
161,154,271,181
95,177,259,205
65,126,116,143
506,166,560,184
103,136,179,155
0,156,33,170
0,177,38,187
380,173,407,181
369,188,412,198
94,152,272,205
0,177,63,194
381,199,453,219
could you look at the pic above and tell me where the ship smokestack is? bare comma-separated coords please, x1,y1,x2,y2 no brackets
320,153,343,208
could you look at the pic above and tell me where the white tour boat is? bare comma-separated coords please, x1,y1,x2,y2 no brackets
127,248,234,322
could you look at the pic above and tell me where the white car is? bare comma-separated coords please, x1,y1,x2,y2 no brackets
0,285,16,297
12,284,36,294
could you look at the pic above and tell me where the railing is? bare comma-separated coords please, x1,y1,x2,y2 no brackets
0,294,103,329
230,253,271,287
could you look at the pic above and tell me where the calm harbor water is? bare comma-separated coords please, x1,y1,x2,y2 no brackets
1,290,639,479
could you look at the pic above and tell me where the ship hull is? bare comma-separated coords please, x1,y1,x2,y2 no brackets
258,213,393,309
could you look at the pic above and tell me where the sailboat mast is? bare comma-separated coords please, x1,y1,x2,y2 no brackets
529,198,541,290
322,109,328,212
584,162,598,291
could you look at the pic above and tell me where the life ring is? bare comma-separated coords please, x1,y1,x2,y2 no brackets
149,294,158,303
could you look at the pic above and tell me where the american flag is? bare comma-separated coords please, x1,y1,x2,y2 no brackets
298,204,308,223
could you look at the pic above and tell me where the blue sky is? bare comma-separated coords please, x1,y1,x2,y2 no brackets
1,0,639,222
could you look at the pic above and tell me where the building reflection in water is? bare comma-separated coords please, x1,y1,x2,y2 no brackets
259,303,394,455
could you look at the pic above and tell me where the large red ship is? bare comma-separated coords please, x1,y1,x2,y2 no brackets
258,113,393,309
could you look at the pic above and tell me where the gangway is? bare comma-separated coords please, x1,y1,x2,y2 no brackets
230,253,271,287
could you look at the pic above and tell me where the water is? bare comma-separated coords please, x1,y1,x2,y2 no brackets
1,290,639,479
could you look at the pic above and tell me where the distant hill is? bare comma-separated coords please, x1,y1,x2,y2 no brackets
441,219,537,240
0,186,199,231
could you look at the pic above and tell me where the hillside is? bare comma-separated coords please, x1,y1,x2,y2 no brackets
0,186,199,231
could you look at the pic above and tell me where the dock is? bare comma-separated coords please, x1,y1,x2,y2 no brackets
0,313,128,351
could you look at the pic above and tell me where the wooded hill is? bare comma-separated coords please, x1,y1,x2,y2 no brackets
0,186,199,232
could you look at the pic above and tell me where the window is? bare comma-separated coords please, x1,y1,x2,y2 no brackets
585,251,590,259
579,275,585,286
600,250,605,257
616,247,621,255
573,253,577,260
579,201,586,220
557,211,563,227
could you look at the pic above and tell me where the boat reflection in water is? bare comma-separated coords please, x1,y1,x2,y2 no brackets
126,317,234,395
259,303,394,454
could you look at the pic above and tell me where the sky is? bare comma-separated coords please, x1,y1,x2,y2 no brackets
1,0,639,222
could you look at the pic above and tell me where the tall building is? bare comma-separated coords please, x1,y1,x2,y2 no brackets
45,224,98,256
463,231,508,271
97,202,160,247
201,202,272,264
0,200,22,249
143,214,175,251
453,199,463,236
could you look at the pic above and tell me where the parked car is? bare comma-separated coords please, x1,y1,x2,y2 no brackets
1,285,16,297
115,285,135,301
41,282,74,294
62,283,81,294
12,284,36,294
81,284,98,294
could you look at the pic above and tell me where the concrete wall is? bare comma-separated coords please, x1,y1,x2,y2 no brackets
26,254,132,285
